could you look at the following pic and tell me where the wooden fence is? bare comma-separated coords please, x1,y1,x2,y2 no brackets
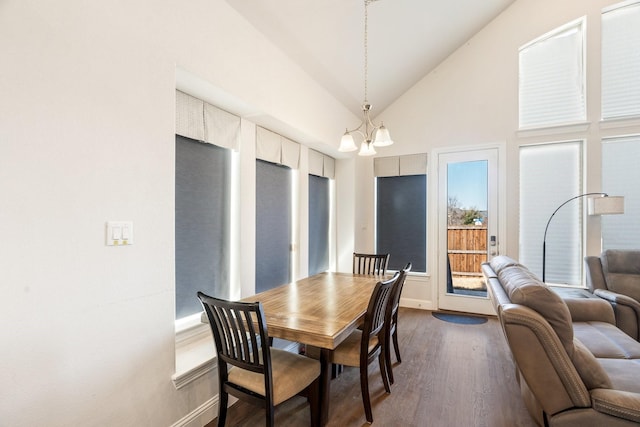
448,226,487,276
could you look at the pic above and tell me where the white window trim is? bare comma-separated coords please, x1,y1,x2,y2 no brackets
172,312,216,390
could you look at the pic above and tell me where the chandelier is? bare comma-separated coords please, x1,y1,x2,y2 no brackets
338,0,393,156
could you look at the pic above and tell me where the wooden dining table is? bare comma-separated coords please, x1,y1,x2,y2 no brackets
242,271,382,426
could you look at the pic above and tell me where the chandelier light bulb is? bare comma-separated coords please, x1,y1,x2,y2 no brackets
339,131,358,152
358,140,376,156
373,124,393,147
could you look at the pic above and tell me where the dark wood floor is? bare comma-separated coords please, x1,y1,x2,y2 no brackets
206,308,538,427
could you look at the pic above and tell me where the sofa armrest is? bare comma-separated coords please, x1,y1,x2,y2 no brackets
564,297,616,324
591,388,640,423
585,256,607,292
594,289,640,340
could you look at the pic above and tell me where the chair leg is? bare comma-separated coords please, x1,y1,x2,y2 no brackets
217,390,228,427
360,363,373,423
266,404,275,427
379,353,391,393
308,377,321,427
392,328,401,363
384,332,395,385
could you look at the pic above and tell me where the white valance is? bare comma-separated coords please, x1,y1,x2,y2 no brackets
256,127,300,169
374,153,427,177
309,149,335,179
175,91,205,142
175,90,240,151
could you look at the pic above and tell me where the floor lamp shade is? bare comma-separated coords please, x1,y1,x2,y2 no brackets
588,196,624,215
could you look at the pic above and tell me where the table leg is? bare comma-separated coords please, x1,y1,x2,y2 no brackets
319,348,331,426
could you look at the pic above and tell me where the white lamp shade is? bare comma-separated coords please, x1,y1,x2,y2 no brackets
373,125,393,147
588,195,624,215
358,141,376,156
339,132,358,152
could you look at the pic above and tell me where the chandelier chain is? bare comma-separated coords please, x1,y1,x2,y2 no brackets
364,0,369,103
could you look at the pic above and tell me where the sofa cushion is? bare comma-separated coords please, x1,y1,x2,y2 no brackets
496,264,575,356
597,358,640,394
571,339,612,390
574,321,640,359
602,249,640,302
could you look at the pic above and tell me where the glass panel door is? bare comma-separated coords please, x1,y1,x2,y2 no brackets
438,147,500,315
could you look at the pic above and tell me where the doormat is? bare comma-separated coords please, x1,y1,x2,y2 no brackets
432,311,487,325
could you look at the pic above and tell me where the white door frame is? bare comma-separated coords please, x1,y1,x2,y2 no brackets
429,142,507,315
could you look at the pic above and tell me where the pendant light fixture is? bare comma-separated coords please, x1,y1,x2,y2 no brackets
339,0,393,156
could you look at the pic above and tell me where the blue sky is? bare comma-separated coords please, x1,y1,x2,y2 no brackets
447,160,488,211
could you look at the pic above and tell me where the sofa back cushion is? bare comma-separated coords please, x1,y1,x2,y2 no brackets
602,249,640,302
491,257,575,356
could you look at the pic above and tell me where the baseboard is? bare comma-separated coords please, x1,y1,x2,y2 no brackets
170,395,218,427
400,297,433,311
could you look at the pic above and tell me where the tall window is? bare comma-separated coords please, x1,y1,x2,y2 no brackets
519,18,586,129
602,1,640,120
519,141,583,285
602,136,640,249
375,154,428,272
175,136,231,319
255,127,300,292
174,91,239,321
309,175,330,275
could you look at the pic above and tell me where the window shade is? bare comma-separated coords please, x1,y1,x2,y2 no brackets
519,141,583,285
376,175,427,272
602,2,640,120
602,136,640,249
256,160,292,292
175,90,240,150
309,149,335,178
256,126,300,169
175,135,231,319
519,19,586,128
175,91,205,141
309,175,330,275
374,153,427,177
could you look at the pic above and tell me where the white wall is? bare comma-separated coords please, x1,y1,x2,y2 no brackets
0,1,356,426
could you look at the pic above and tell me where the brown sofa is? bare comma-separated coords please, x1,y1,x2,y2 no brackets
483,255,640,427
585,249,640,341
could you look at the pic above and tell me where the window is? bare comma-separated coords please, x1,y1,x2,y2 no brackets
174,91,240,321
602,1,640,120
602,136,640,249
519,141,583,285
254,127,300,292
256,160,292,292
308,149,334,276
374,154,428,272
309,175,330,275
175,136,231,319
519,18,586,129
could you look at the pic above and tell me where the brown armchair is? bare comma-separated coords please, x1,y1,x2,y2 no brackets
585,249,640,341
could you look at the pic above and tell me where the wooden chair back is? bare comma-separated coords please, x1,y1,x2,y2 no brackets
353,252,390,276
197,293,274,402
361,272,398,351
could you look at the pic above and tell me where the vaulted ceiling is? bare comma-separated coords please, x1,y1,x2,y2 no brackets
226,0,515,117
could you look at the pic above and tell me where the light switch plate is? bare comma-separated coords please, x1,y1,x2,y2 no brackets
106,221,134,246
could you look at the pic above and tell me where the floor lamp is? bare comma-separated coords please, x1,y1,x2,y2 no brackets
542,193,624,282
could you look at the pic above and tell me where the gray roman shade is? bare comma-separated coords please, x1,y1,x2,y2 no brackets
374,153,428,177
175,90,240,151
256,126,300,169
309,149,335,179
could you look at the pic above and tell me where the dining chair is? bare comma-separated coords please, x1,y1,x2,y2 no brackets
353,252,390,276
383,262,411,384
197,292,321,427
328,272,399,423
